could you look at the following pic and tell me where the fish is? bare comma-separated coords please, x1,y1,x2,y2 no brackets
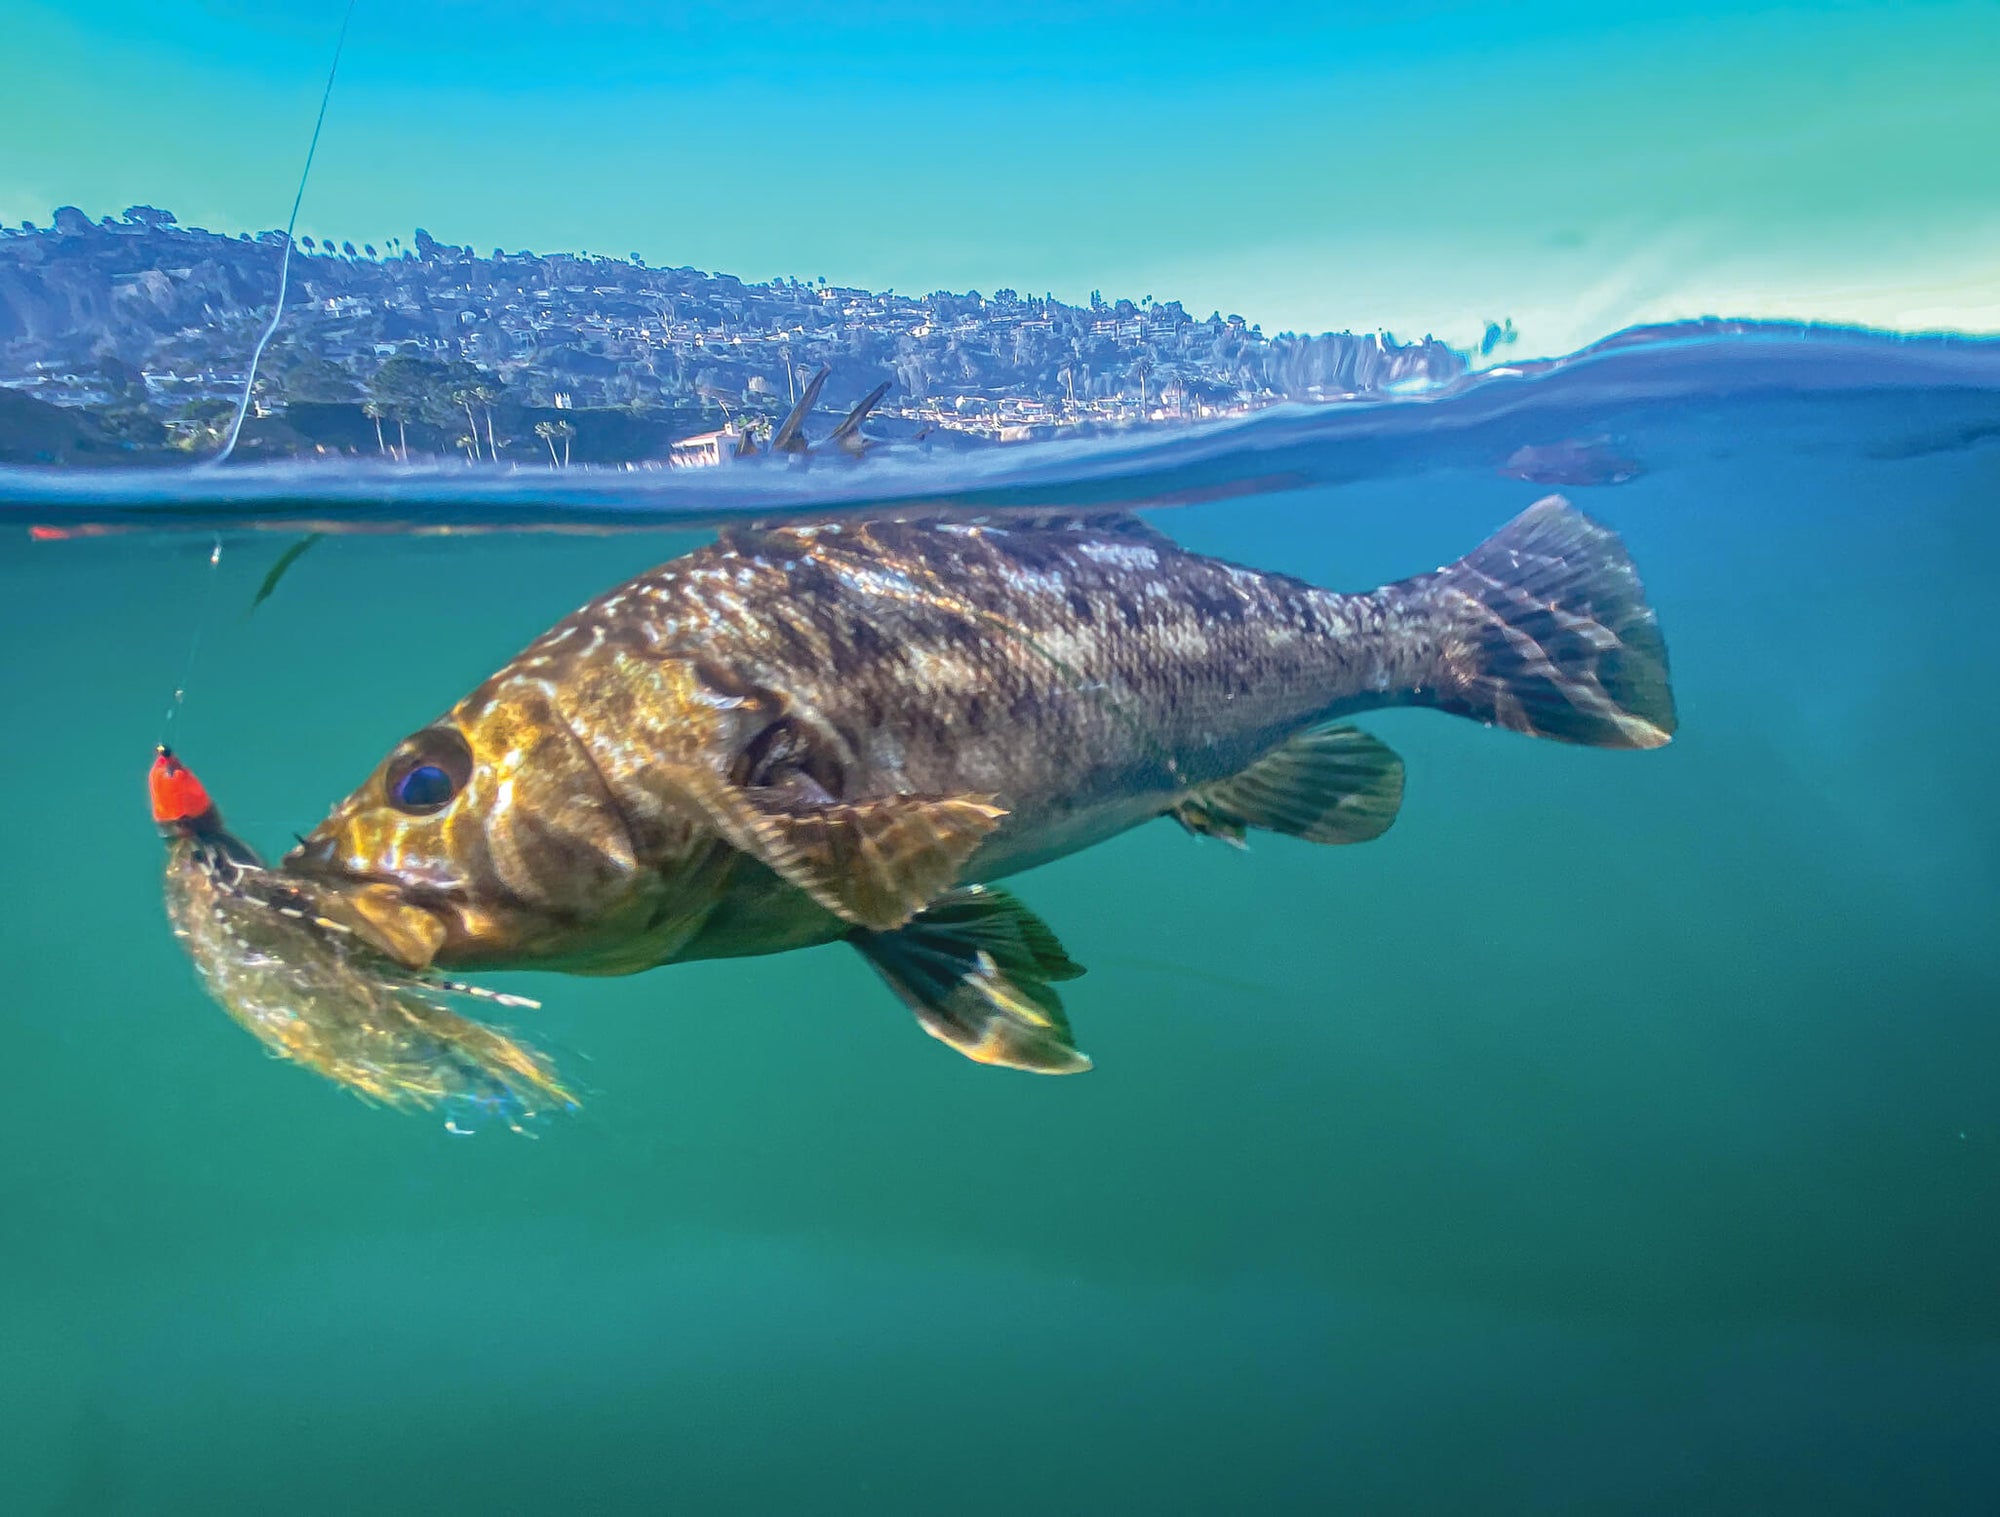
153,747,575,1127
282,493,1675,1076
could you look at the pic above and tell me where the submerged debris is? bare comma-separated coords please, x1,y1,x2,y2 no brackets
247,532,324,615
1499,436,1642,486
152,748,574,1131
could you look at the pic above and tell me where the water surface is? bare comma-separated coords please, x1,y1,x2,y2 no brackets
4,329,1998,1514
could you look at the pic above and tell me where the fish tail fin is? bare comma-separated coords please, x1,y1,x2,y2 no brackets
1410,495,1676,749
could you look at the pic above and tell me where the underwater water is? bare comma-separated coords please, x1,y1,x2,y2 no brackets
4,330,1999,1513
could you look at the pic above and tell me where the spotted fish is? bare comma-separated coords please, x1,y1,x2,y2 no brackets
284,495,1675,1075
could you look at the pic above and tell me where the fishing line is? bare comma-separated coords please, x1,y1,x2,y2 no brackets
159,534,225,747
165,1,357,744
210,0,359,466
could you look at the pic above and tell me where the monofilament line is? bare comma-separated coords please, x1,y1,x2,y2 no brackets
209,0,359,466
160,534,225,747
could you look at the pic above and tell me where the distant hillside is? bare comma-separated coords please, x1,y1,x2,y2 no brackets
0,205,1469,462
0,384,172,467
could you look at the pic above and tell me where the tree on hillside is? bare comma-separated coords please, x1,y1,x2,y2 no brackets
91,355,163,446
1182,376,1239,418
449,383,484,460
362,399,389,457
365,355,439,459
535,418,575,467
267,352,359,404
472,381,503,460
168,397,236,454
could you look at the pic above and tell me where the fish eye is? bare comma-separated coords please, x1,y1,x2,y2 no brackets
384,728,474,815
394,764,454,810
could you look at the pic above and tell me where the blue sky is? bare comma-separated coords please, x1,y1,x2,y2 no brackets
4,1,1995,354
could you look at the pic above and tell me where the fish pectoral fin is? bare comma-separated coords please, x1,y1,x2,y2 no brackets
751,793,1005,930
1173,724,1405,846
672,768,1005,931
851,885,1091,1075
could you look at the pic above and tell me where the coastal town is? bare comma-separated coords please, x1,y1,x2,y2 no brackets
0,205,1471,466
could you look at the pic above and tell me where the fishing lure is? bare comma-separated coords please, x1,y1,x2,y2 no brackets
153,747,575,1132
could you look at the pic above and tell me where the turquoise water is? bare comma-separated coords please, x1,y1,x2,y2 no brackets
4,332,1999,1512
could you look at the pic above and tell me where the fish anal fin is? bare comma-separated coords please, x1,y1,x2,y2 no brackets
672,767,1004,931
853,885,1090,1075
1175,724,1405,846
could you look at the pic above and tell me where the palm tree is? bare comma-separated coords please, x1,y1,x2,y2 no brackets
362,400,389,457
534,419,575,467
1130,356,1153,414
450,387,483,460
473,383,502,461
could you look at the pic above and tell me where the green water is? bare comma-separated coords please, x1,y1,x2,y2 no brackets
4,376,1998,1512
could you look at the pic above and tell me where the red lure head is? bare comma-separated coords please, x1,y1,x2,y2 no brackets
151,746,221,835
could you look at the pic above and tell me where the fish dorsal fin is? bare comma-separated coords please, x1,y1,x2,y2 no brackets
717,511,1178,558
851,885,1091,1074
770,364,832,454
982,509,1181,549
1174,724,1404,846
670,767,1005,931
821,379,891,452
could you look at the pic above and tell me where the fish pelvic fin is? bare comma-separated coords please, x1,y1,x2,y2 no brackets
671,767,1005,931
1174,723,1404,846
852,885,1091,1075
1413,495,1676,749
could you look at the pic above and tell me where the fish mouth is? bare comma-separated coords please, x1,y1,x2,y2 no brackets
280,836,462,971
281,832,461,900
